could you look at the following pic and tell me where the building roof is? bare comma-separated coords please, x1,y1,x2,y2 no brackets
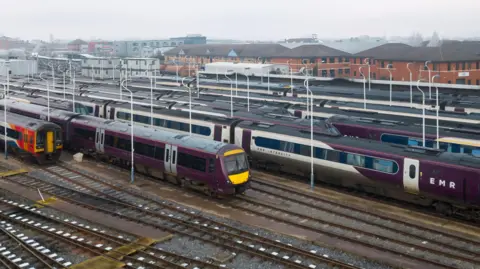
355,41,480,62
276,44,351,58
69,39,88,45
165,44,289,58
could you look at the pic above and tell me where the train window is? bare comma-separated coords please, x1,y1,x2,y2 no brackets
346,153,365,167
74,128,95,141
24,134,28,144
281,142,294,153
116,137,131,151
153,118,165,127
409,164,416,179
165,149,170,162
55,130,62,141
134,142,155,158
326,150,340,162
314,148,326,159
7,128,19,140
177,152,191,168
450,144,461,153
381,134,409,145
117,111,131,120
439,142,448,151
472,150,480,157
193,125,211,136
192,157,206,172
154,147,164,160
255,137,281,150
172,151,176,164
373,159,396,173
134,114,151,124
104,135,114,146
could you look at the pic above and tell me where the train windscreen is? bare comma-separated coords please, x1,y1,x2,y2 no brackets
224,153,249,175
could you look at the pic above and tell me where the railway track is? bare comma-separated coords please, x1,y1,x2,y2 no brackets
7,164,366,269
230,179,480,269
0,192,233,269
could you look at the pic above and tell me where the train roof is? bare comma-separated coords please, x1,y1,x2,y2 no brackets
328,115,480,139
0,109,61,131
69,114,233,154
238,120,480,168
108,101,239,125
4,99,79,122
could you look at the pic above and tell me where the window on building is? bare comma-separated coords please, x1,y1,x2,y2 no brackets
468,80,472,85
354,71,357,76
330,69,335,77
373,72,376,79
353,58,357,64
455,62,460,70
329,57,335,63
381,61,385,68
468,62,472,70
345,69,350,75
359,58,363,64
448,80,451,84
462,62,466,70
321,57,327,63
433,63,437,71
302,59,309,64
477,80,480,85
345,57,350,63
338,69,343,75
447,63,451,71
136,60,139,65
98,60,101,64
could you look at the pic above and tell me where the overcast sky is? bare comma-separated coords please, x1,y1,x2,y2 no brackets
1,0,479,41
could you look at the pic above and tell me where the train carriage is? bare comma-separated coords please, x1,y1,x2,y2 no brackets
235,120,480,216
0,110,62,164
69,115,250,196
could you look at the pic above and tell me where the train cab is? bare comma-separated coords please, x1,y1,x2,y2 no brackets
31,123,63,164
220,148,251,194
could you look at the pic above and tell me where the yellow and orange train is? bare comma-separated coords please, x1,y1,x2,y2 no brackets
0,110,62,164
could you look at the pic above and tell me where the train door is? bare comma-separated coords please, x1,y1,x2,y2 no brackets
109,107,115,120
242,130,252,153
214,125,222,141
164,144,178,175
95,128,105,153
46,131,54,153
403,158,420,194
94,105,100,117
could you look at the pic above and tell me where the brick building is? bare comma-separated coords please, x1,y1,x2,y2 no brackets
353,41,480,85
270,44,351,78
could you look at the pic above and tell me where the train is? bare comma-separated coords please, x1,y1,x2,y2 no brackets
1,100,250,196
0,110,62,164
6,84,480,155
3,99,480,219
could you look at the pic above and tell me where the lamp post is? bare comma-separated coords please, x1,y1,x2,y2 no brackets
406,62,413,107
120,79,135,184
196,67,200,98
69,60,76,113
267,68,270,94
242,67,251,112
225,70,234,117
91,65,94,82
425,61,432,99
235,72,238,96
304,78,314,190
3,61,9,160
63,65,66,100
3,82,6,159
387,64,393,106
181,77,192,135
287,60,293,93
149,67,154,126
416,80,426,147
173,61,179,83
359,66,366,109
39,72,50,121
432,74,441,149
48,62,55,94
364,58,371,91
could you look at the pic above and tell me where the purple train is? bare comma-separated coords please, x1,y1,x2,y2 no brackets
4,101,250,196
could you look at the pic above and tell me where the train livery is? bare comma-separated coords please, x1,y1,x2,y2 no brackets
3,100,250,196
3,99,480,219
0,110,62,164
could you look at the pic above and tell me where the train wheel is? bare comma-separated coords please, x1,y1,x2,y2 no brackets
435,202,453,216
